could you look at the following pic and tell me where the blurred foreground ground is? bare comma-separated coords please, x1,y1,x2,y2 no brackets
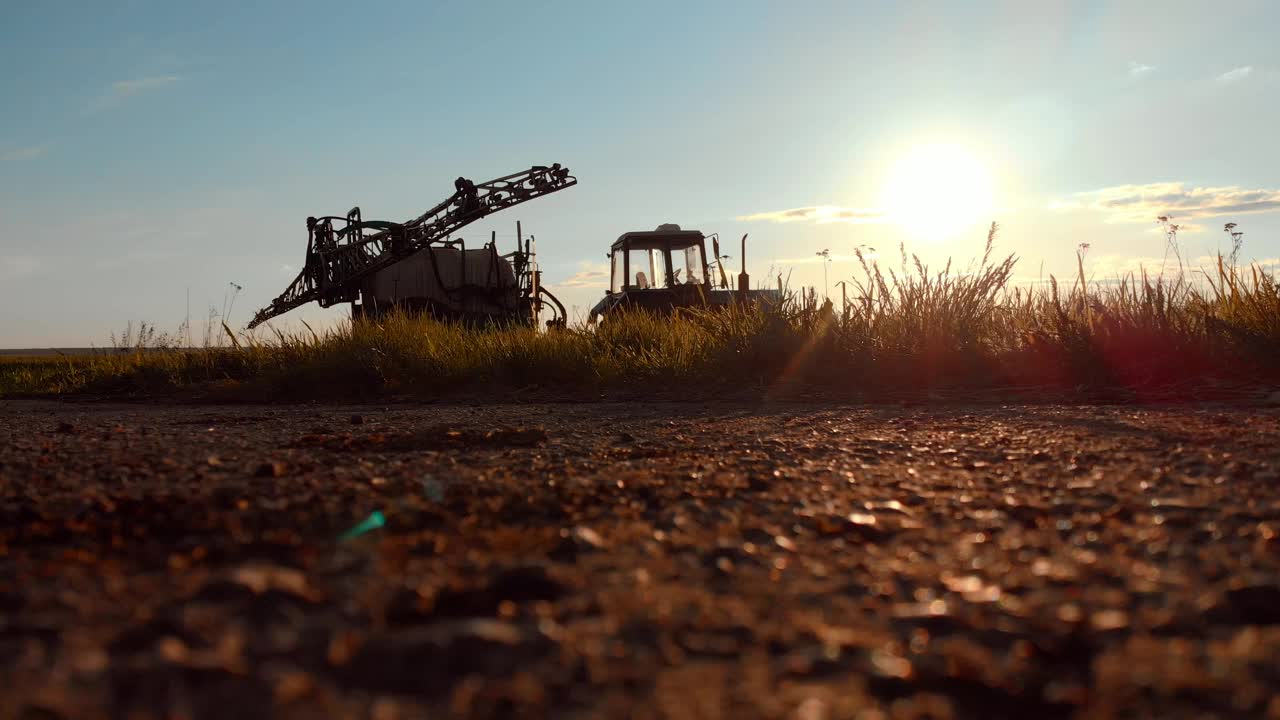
3,398,1280,719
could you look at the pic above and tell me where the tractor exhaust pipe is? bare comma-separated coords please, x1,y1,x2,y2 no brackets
737,233,750,300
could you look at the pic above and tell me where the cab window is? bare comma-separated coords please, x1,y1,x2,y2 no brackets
678,245,705,286
626,248,668,289
610,249,624,293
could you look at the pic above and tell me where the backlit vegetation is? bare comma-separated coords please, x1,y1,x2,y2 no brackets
4,226,1278,400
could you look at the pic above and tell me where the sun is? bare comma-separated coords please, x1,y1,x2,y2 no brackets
880,142,995,242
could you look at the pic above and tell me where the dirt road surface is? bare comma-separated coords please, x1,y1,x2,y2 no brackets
3,399,1280,719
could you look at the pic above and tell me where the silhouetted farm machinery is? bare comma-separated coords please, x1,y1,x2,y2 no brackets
247,164,577,330
248,164,783,332
588,225,781,322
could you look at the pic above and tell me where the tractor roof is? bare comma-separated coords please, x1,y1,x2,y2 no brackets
611,225,705,251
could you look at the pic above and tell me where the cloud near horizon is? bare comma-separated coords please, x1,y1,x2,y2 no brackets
1,256,42,278
0,144,50,162
737,206,887,225
558,262,610,289
1217,66,1253,83
88,75,181,112
1146,221,1206,234
112,75,181,95
1083,253,1190,278
1055,182,1280,223
1084,253,1280,280
778,253,870,265
1128,61,1155,79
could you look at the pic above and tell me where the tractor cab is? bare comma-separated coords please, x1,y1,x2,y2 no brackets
590,224,711,320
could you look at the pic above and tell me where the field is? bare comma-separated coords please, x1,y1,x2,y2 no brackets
4,398,1280,719
5,245,1280,718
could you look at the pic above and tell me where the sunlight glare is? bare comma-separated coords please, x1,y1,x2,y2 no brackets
881,143,995,242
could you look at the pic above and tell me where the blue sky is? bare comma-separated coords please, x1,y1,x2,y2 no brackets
2,0,1278,346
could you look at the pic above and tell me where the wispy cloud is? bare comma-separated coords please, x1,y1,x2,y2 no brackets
1012,255,1280,287
88,75,181,112
113,75,181,95
1128,61,1155,79
0,143,51,162
1054,182,1280,223
1146,221,1205,234
737,206,887,225
558,262,610,289
1255,257,1280,273
778,253,868,265
1217,66,1252,83
280,264,297,276
1,255,42,278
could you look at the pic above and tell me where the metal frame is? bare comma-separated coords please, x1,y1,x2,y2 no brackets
248,164,576,329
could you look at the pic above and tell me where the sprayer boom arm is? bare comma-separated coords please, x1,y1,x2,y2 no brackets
247,164,575,329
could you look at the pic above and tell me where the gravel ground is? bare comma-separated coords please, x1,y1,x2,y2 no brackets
3,398,1280,719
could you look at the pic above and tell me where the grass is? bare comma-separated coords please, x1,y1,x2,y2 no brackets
5,229,1279,401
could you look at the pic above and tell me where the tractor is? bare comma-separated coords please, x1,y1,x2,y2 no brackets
588,224,780,322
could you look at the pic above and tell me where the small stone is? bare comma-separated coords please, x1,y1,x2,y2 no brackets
841,512,891,540
568,525,606,550
795,697,829,720
228,564,322,601
848,512,878,527
864,500,914,516
255,461,288,478
1091,609,1130,631
54,422,76,434
1057,603,1084,623
273,670,316,704
869,648,913,679
157,636,189,663
551,526,607,561
350,414,365,425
